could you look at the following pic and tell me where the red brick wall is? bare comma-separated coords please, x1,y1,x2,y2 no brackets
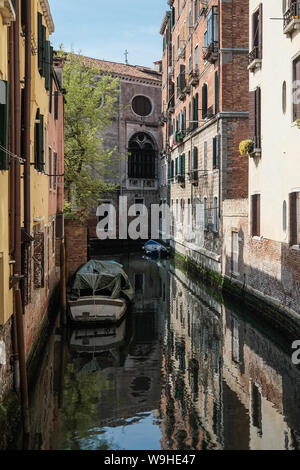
65,219,88,279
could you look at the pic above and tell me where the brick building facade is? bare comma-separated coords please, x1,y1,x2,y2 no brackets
160,0,249,275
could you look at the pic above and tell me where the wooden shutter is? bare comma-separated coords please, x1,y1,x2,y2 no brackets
0,80,9,170
202,84,207,119
252,194,260,236
255,87,261,147
249,91,256,139
49,147,52,189
193,147,198,169
54,152,57,189
54,91,59,120
38,13,43,74
39,114,44,172
293,56,300,121
45,41,51,91
258,3,263,60
42,25,47,77
181,153,185,175
175,157,178,175
214,71,219,113
290,192,297,245
213,136,218,169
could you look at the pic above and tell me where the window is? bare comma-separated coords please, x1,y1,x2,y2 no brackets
0,80,9,170
132,96,152,117
213,136,219,169
194,45,199,69
179,153,185,176
188,55,192,73
34,108,45,172
249,87,261,148
193,147,198,170
252,383,262,435
194,0,199,20
204,6,219,50
128,133,156,179
204,141,208,171
251,4,263,60
251,194,261,237
193,93,199,128
232,317,240,363
188,7,193,28
53,152,57,190
289,192,300,245
283,200,287,233
54,91,59,120
52,221,55,255
48,147,52,189
213,197,218,232
282,81,287,114
171,6,175,29
214,71,219,113
204,198,208,229
33,231,45,289
202,83,208,119
232,232,239,275
293,56,300,121
177,0,180,16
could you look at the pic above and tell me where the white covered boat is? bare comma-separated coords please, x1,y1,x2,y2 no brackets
67,260,134,324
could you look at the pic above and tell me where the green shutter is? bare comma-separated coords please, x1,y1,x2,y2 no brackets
202,84,207,119
38,13,43,74
0,80,9,170
181,153,185,175
45,41,51,91
175,157,178,175
39,114,44,172
42,26,47,77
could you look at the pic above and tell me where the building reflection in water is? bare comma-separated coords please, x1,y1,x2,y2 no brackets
13,254,300,450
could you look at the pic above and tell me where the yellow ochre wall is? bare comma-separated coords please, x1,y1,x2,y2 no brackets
0,13,13,325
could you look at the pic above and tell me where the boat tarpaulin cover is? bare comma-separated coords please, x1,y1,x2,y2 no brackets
71,260,134,301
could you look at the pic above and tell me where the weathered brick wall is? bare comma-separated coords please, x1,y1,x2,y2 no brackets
0,317,13,400
65,219,88,279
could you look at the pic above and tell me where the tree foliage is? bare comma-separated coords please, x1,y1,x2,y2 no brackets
61,50,120,217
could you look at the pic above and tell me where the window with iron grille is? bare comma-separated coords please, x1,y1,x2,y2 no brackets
290,191,300,245
251,194,261,237
293,55,300,121
128,133,156,179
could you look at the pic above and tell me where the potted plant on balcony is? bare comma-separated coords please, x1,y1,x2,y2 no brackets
296,119,300,129
239,139,255,156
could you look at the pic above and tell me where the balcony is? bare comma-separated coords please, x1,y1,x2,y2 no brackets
176,174,185,187
203,41,219,63
189,68,199,86
284,2,300,35
248,47,262,72
0,0,16,25
179,89,186,101
189,170,198,186
179,46,186,60
183,84,191,95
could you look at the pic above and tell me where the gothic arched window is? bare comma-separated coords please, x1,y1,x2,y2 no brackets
128,133,156,179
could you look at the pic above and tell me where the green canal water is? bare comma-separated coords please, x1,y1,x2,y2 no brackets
7,253,300,450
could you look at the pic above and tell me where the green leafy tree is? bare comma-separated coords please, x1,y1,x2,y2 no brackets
60,50,120,217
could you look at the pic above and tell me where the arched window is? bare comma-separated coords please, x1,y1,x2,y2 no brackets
128,133,156,179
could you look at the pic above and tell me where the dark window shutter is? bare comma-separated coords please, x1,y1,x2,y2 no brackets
214,71,219,113
56,213,64,239
54,91,59,120
252,194,261,236
255,87,261,148
258,3,263,60
181,153,185,175
249,90,256,140
175,157,178,175
0,80,9,170
39,113,44,172
45,41,51,91
193,147,198,169
38,13,43,74
53,152,57,189
194,93,199,127
49,147,52,188
293,56,300,121
213,136,217,169
42,25,47,77
290,192,297,245
202,84,208,119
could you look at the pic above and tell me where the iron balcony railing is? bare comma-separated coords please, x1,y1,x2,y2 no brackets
203,41,219,62
284,2,300,30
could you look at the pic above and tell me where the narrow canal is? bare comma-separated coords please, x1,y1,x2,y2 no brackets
9,253,300,450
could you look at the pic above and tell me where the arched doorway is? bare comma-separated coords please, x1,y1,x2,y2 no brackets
128,133,156,179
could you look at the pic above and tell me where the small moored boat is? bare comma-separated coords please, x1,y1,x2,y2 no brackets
67,260,134,324
143,240,170,259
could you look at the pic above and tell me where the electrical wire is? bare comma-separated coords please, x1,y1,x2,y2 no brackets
0,144,26,164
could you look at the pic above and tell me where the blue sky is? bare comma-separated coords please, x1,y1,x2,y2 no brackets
49,0,167,68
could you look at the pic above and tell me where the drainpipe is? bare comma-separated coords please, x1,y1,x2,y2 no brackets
14,0,30,435
9,24,15,256
24,0,31,235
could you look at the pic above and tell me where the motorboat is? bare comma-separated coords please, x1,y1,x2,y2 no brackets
67,260,134,324
142,240,170,259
